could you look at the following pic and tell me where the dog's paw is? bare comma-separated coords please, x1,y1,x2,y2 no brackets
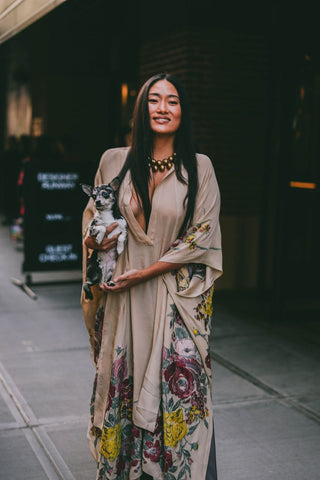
95,233,104,244
116,232,127,255
116,243,124,256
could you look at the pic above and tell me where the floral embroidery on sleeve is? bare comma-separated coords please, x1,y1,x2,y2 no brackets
175,263,206,291
170,223,211,252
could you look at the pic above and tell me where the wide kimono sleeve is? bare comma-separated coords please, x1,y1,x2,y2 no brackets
81,164,104,361
160,155,222,394
160,154,222,296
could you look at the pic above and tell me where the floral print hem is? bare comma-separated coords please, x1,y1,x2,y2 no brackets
91,302,212,480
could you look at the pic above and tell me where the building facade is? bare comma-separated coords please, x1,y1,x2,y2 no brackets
0,0,319,319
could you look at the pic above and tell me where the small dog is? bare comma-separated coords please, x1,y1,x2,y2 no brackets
81,178,127,300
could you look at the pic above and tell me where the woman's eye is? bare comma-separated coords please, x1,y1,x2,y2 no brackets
169,101,178,105
148,98,157,103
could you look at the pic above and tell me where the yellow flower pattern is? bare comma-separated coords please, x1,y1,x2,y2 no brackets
194,286,214,328
184,234,197,250
172,222,211,251
187,405,209,424
100,423,121,461
164,408,188,448
203,287,214,317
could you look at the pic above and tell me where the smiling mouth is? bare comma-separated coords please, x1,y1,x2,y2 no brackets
153,117,170,123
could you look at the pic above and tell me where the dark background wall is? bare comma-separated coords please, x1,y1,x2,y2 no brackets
0,0,319,317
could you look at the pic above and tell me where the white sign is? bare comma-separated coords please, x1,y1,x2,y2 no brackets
38,243,78,263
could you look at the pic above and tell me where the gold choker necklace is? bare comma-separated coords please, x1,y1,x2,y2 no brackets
148,153,176,172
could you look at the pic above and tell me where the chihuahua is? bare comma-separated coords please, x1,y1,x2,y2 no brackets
81,177,127,300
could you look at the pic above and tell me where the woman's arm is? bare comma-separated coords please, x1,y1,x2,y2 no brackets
101,261,184,293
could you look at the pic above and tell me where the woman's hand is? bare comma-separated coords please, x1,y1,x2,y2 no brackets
101,269,143,293
84,222,119,251
100,261,184,294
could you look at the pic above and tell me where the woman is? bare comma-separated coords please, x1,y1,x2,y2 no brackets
82,73,223,480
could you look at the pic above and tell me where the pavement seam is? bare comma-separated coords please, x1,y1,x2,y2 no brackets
0,361,38,425
37,413,89,427
0,345,90,358
0,361,77,480
33,426,78,480
213,397,282,409
0,421,25,431
212,352,320,424
0,414,89,432
0,373,26,428
23,428,62,480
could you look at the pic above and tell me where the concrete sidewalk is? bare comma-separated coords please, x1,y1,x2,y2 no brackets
0,220,319,480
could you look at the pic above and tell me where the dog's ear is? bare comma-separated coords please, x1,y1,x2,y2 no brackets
110,177,120,192
81,184,93,196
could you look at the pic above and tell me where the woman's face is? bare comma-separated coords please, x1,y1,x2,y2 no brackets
148,80,181,136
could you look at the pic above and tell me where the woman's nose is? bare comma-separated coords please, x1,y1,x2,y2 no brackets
157,99,167,112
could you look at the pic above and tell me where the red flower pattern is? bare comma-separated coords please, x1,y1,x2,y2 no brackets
164,355,201,399
106,383,115,411
164,450,173,472
143,440,161,462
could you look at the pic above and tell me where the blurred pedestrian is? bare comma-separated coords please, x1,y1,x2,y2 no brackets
82,73,222,480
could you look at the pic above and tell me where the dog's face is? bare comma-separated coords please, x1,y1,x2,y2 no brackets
82,178,120,211
91,185,115,210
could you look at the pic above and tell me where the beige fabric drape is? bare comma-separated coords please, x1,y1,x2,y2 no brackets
81,147,222,479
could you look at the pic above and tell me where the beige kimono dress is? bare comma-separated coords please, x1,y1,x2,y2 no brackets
81,147,223,480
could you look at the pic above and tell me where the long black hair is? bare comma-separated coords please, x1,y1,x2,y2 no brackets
119,73,198,237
